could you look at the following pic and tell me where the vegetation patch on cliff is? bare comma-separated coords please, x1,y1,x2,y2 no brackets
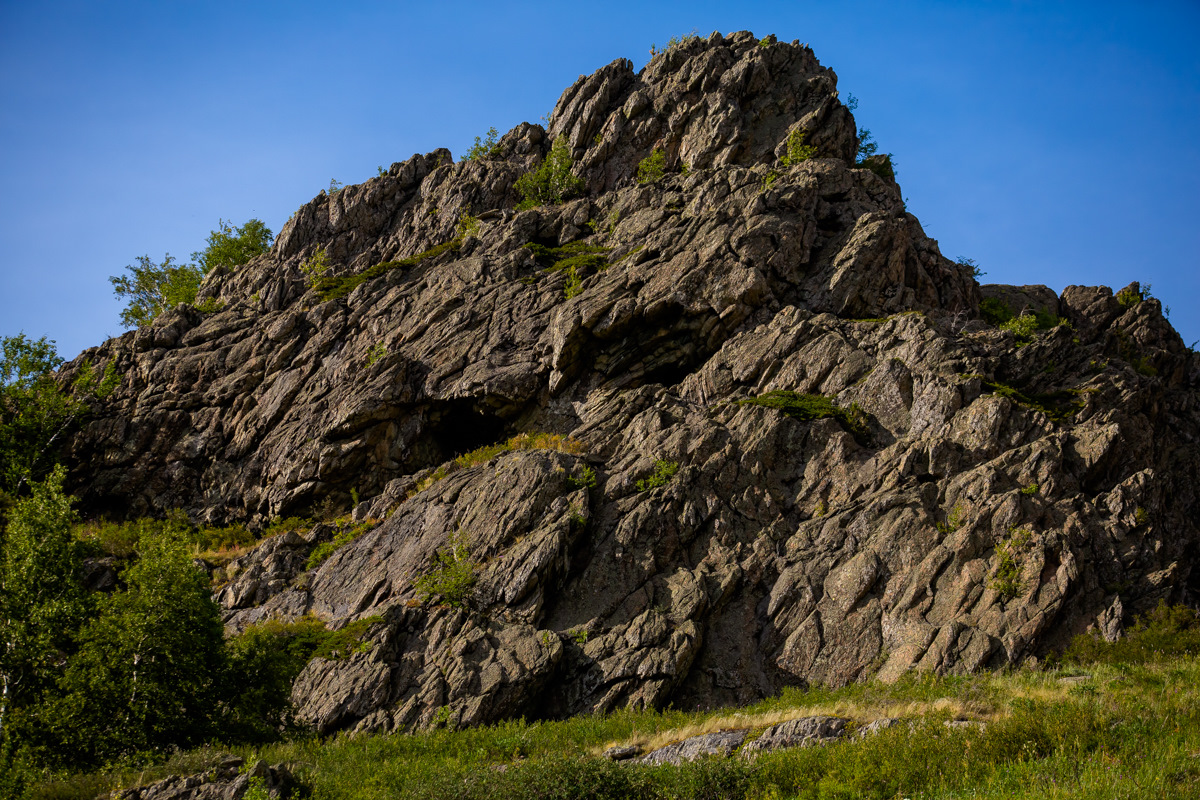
314,237,464,302
739,390,869,441
980,380,1084,422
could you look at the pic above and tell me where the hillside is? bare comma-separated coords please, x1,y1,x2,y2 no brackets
53,28,1200,746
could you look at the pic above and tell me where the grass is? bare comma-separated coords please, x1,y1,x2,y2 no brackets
313,238,463,302
523,241,612,276
980,381,1084,423
75,515,312,570
305,518,379,570
42,643,1200,799
409,432,588,496
738,391,869,442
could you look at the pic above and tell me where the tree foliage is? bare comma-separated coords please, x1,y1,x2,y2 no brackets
47,524,227,767
0,335,116,494
192,218,273,273
515,137,583,209
0,468,89,753
111,218,273,329
109,254,205,329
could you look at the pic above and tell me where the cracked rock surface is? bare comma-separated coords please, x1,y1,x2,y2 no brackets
57,32,1200,736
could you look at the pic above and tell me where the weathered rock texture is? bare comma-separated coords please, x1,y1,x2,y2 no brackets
58,31,1200,736
107,758,292,800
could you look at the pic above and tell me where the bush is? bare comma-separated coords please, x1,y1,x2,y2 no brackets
636,460,678,492
515,137,583,209
192,219,273,273
780,129,816,166
998,309,1063,345
956,256,985,280
979,297,1012,325
523,241,611,276
563,266,584,300
981,380,1083,422
989,526,1032,600
110,254,206,328
566,464,597,490
463,127,501,161
1116,282,1151,308
413,530,477,608
1065,601,1200,665
636,149,666,184
305,519,376,571
456,212,481,238
858,153,896,182
300,246,331,289
224,614,380,741
1000,312,1039,343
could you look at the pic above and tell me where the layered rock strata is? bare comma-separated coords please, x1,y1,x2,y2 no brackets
58,30,1200,736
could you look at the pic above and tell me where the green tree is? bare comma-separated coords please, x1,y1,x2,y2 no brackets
48,524,227,767
0,468,89,760
0,335,115,494
463,126,501,161
515,137,584,209
192,218,273,273
111,219,272,329
109,253,205,328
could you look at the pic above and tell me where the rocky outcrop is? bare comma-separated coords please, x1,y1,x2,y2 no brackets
741,715,845,754
57,32,1200,736
107,758,293,800
640,730,748,765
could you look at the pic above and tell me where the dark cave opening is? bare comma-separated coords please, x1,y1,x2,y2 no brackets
426,400,511,463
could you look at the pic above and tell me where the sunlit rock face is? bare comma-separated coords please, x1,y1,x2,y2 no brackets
59,31,1200,735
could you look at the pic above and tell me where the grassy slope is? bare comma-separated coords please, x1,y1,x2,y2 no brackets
34,656,1200,800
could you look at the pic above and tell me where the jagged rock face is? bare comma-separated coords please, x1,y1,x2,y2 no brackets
58,33,1200,735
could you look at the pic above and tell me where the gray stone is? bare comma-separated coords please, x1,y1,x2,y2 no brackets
603,745,642,761
856,717,901,737
107,759,293,800
742,716,846,754
639,730,748,765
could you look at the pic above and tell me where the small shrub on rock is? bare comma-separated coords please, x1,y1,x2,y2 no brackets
1116,283,1151,308
463,127,501,161
515,137,583,209
413,530,477,609
989,526,1032,601
637,149,666,184
780,129,816,166
300,246,330,289
636,460,678,492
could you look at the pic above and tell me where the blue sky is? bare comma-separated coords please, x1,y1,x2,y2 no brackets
2,1,1198,359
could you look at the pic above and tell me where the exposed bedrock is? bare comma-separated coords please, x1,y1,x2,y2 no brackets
57,32,1199,735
